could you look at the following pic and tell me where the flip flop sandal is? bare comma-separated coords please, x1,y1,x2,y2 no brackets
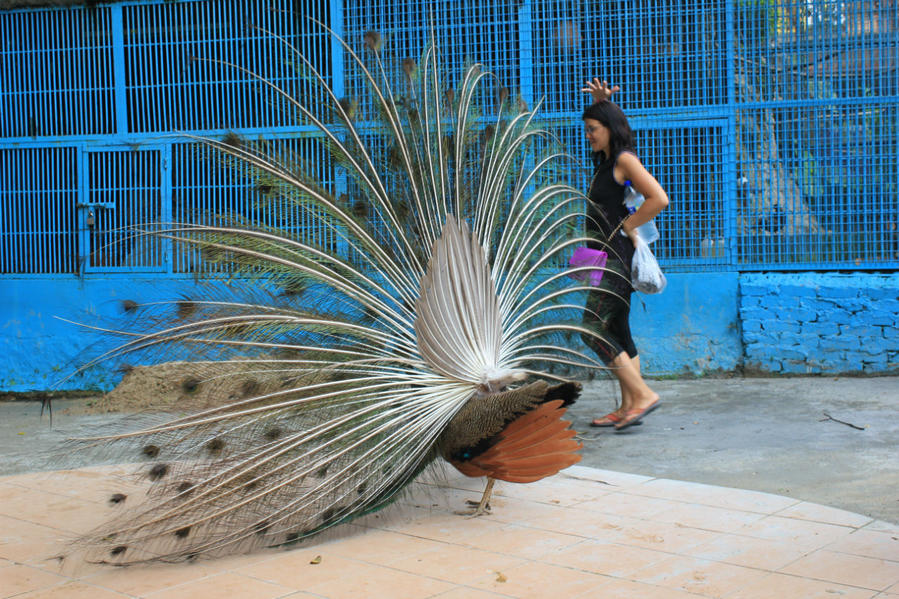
614,400,661,431
590,412,642,427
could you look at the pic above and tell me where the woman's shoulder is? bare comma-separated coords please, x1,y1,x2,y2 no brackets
613,150,645,180
614,149,641,166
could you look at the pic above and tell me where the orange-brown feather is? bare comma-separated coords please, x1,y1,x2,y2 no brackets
490,438,579,461
452,461,490,477
450,399,582,483
496,399,564,436
479,420,573,457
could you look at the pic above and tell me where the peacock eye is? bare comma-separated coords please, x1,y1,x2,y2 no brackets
181,377,200,394
205,438,226,454
148,463,169,481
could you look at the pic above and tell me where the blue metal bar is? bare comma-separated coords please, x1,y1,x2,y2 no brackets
725,0,737,266
330,0,349,260
76,144,89,275
517,0,533,108
13,150,22,272
110,5,128,135
0,154,7,272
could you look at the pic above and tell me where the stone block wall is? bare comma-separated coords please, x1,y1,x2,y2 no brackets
740,273,899,374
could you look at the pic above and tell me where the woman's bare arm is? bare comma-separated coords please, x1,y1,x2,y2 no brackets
615,152,669,242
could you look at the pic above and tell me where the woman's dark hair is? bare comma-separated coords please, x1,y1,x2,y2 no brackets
582,100,634,162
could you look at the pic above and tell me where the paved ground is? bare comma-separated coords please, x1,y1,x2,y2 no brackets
2,464,898,598
2,376,897,523
0,376,897,598
568,376,899,524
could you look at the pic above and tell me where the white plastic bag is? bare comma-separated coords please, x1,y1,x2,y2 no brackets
631,237,666,294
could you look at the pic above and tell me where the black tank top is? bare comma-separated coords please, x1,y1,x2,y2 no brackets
586,150,635,266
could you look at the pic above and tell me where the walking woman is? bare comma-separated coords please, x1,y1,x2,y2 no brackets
579,79,668,430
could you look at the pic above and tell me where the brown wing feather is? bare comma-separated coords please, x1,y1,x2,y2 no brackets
452,461,491,478
479,419,573,457
492,456,583,483
450,400,582,483
491,437,579,460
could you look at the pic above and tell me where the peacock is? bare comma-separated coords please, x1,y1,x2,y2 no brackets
63,26,614,565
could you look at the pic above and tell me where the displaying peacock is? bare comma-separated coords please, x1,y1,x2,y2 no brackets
64,27,615,565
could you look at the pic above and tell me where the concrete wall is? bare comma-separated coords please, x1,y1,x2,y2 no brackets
1,271,744,391
1,270,896,391
0,277,198,391
740,272,899,374
631,272,742,376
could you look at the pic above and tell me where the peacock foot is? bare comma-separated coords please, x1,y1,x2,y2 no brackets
453,499,491,517
453,478,494,516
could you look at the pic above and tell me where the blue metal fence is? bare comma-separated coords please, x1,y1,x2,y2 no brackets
1,0,896,276
0,8,117,138
0,147,78,273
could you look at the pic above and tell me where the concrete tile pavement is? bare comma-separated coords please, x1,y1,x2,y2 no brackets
0,464,896,599
5,376,897,527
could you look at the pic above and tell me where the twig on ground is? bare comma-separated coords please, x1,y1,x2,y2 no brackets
820,411,866,431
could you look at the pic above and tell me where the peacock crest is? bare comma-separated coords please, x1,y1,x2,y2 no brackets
62,26,612,565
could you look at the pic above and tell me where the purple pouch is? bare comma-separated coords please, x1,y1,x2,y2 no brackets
568,247,608,286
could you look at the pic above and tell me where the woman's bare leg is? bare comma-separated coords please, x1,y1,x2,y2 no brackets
610,352,657,412
618,377,632,414
620,355,641,408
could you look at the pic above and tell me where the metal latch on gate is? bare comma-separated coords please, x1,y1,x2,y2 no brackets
77,202,115,229
76,202,116,209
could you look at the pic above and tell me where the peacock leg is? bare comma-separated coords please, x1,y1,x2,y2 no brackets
459,477,494,516
475,477,495,514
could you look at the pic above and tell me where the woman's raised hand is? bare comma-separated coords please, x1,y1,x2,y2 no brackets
581,78,620,103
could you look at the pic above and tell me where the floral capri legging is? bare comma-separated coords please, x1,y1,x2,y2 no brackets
580,256,637,365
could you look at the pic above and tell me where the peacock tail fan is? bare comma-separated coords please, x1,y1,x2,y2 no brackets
63,25,620,564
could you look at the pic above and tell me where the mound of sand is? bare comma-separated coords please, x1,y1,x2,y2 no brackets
91,361,285,413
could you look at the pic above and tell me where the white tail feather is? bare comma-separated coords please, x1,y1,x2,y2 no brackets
415,215,524,390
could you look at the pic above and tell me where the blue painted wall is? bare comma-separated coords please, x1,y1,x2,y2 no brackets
1,271,744,391
631,272,742,376
3,271,896,391
741,272,899,375
0,277,202,391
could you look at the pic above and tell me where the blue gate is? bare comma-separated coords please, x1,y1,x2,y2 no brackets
1,0,897,276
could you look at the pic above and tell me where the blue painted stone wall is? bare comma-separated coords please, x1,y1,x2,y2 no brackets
1,272,745,391
3,271,896,390
740,272,899,374
0,277,205,391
